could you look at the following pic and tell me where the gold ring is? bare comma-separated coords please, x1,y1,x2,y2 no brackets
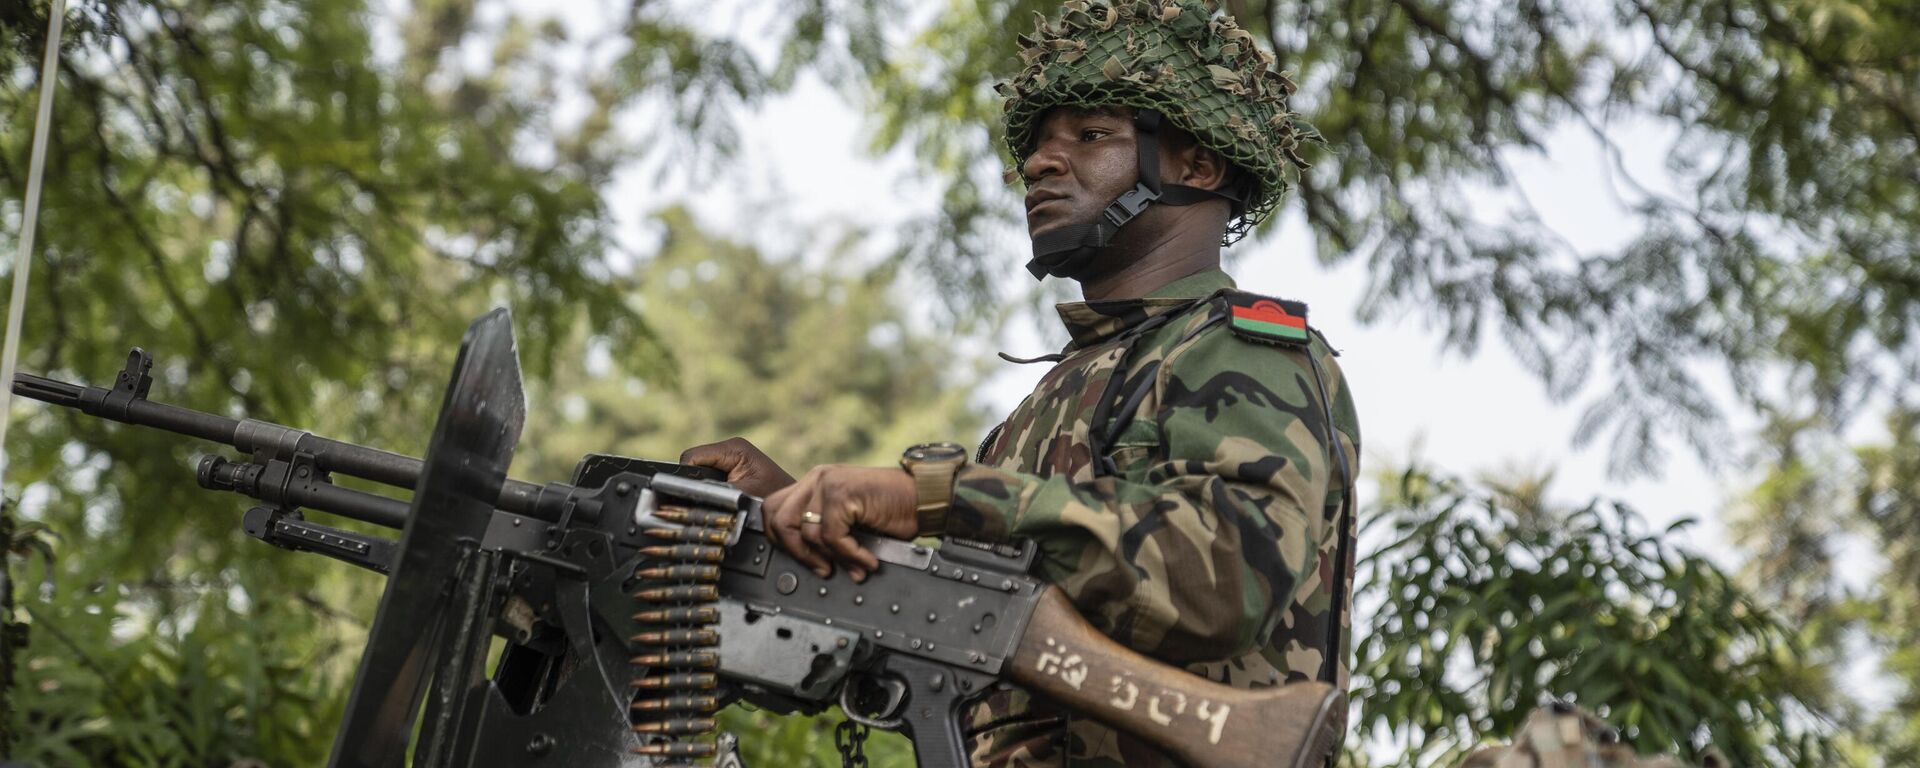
801,510,823,525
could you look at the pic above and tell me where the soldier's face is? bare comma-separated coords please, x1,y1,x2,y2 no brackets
1020,107,1141,238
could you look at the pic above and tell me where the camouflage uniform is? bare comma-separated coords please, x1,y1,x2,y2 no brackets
940,3,1346,762
940,268,1361,766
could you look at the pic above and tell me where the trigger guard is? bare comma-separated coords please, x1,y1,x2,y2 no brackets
839,676,907,731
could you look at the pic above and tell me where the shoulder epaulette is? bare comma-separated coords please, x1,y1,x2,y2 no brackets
1219,289,1312,349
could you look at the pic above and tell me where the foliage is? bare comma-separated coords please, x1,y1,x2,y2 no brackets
1354,467,1842,767
0,1,967,763
0,0,658,759
1730,407,1920,765
2,0,1909,764
2,502,55,756
516,206,987,482
10,568,346,766
695,0,1920,476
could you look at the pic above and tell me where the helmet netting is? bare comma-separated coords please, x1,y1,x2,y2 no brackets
996,0,1316,245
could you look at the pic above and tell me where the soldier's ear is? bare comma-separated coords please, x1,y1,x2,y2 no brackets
1170,139,1230,192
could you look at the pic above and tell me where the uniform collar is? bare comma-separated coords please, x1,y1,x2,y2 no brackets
1055,269,1236,349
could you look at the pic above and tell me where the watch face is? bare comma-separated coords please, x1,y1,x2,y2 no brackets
906,441,967,463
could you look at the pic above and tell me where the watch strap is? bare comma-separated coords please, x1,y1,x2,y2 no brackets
909,461,959,534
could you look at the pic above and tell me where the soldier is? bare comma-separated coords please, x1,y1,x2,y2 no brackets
683,1,1358,765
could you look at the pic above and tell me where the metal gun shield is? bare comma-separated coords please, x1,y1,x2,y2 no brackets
329,308,527,768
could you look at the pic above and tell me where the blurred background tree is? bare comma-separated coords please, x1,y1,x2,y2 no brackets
1,0,1913,765
1354,466,1843,767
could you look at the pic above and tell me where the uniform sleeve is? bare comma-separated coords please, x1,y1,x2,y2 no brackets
947,330,1340,664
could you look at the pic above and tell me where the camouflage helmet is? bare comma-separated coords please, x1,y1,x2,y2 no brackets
1458,703,1734,768
996,0,1315,244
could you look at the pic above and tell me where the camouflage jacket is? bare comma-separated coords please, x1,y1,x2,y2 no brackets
941,269,1361,767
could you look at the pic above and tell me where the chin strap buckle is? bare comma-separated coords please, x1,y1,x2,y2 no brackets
1102,182,1160,228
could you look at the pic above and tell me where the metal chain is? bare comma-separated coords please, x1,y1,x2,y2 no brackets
834,719,869,768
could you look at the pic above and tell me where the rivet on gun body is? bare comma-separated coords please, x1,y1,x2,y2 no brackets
853,595,864,605
776,572,798,594
926,612,937,622
818,587,828,597
890,603,900,613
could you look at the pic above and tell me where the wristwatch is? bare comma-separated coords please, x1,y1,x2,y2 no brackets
899,441,968,534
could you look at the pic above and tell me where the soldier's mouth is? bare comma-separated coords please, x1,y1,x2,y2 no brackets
1025,187,1069,213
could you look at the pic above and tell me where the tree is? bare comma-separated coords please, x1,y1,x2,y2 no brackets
844,0,1920,477
1,0,652,761
6,0,1907,763
1730,407,1920,765
0,1,970,762
515,206,986,483
1356,466,1842,767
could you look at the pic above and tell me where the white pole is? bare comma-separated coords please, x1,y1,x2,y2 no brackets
0,0,71,495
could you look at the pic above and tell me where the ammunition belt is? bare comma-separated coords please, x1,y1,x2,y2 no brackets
629,504,730,764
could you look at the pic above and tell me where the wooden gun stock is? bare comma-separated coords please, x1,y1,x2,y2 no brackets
1008,588,1345,768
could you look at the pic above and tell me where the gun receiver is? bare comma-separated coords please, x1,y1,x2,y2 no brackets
12,311,1345,768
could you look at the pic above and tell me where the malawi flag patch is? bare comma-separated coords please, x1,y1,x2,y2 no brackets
1226,294,1310,346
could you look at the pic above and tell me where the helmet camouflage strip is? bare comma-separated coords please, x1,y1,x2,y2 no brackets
996,0,1318,244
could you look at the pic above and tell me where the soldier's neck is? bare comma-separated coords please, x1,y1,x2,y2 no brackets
1077,225,1222,302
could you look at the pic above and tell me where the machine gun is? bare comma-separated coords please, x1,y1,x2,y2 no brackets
10,308,1345,768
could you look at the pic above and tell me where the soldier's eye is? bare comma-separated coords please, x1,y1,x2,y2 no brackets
1079,129,1108,142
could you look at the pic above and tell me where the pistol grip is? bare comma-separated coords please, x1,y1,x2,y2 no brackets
868,654,990,768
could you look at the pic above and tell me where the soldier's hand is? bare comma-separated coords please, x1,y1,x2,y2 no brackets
762,465,918,583
680,437,797,498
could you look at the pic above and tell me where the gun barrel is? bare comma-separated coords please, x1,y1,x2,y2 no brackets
14,371,568,523
12,372,83,408
15,371,243,443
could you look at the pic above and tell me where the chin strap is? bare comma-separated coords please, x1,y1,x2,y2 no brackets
1024,109,1246,280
